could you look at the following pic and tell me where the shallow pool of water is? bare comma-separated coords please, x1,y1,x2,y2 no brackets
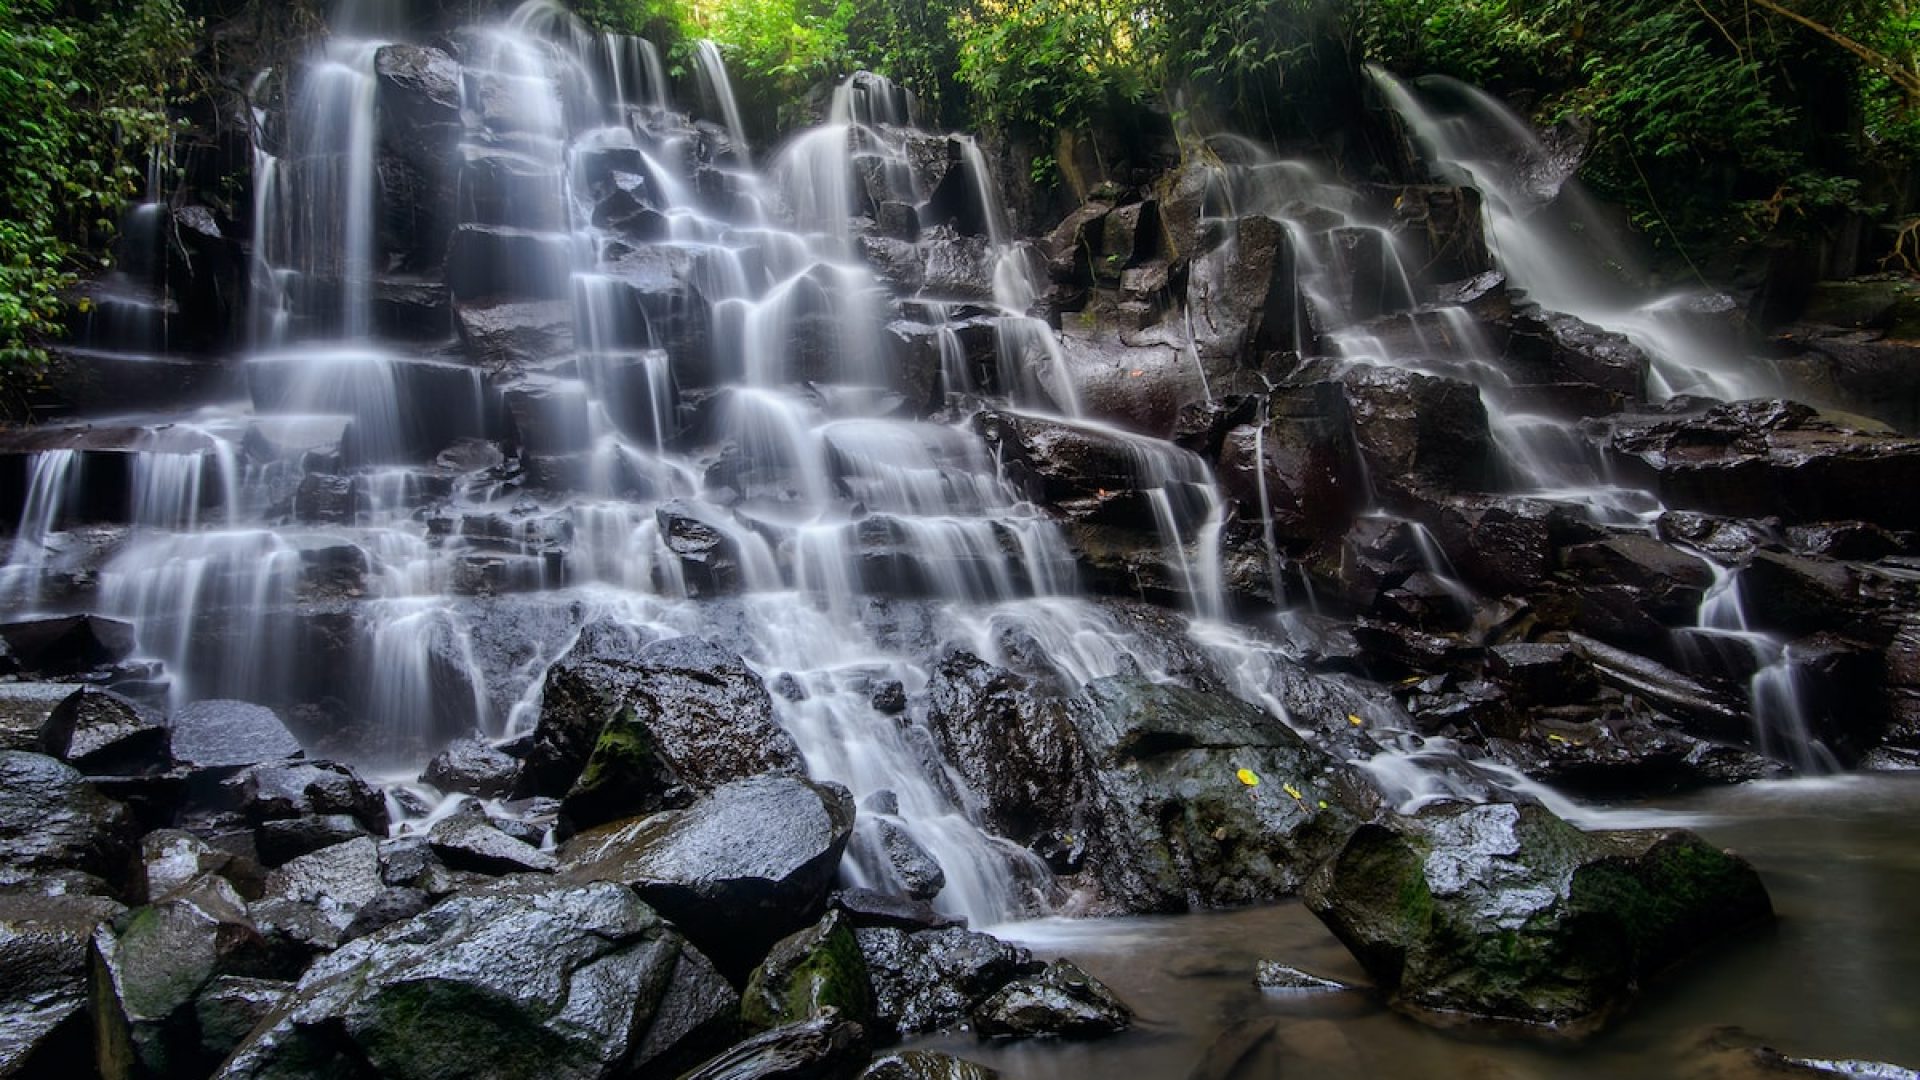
920,774,1920,1078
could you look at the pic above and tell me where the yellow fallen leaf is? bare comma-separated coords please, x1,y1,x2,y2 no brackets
1347,714,1364,727
1547,734,1567,743
1318,800,1330,810
1236,768,1260,787
1283,783,1303,800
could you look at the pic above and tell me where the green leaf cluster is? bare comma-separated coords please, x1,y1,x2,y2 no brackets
0,0,197,376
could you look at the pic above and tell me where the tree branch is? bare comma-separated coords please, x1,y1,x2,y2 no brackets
1745,0,1920,100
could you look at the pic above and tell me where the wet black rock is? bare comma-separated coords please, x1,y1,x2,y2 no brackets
1186,215,1299,358
1339,366,1495,498
192,976,291,1068
561,775,856,979
140,831,247,903
1072,675,1379,911
970,960,1132,1040
924,652,1087,849
0,614,136,677
255,814,370,867
427,804,557,876
421,736,521,798
0,751,137,896
168,701,303,770
290,473,361,525
1589,400,1920,530
454,298,575,376
215,879,738,1080
0,683,78,752
92,875,271,1078
220,760,388,834
41,686,170,776
873,820,946,902
259,837,386,933
1303,801,1772,1031
855,926,1039,1040
828,888,961,933
339,887,433,943
0,892,125,1075
742,910,873,1034
1217,383,1366,543
682,1010,871,1080
530,630,801,825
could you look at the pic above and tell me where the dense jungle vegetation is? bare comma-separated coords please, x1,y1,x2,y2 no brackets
0,0,1915,366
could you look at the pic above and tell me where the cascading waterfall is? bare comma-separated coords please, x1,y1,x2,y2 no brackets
1368,68,1777,402
7,0,1854,951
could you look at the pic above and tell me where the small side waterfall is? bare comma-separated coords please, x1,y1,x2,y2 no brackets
1368,68,1777,402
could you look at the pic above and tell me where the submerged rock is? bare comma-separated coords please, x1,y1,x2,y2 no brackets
860,1052,1002,1080
970,960,1132,1040
1303,801,1772,1032
682,1010,871,1080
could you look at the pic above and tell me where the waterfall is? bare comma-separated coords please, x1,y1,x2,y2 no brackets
1368,67,1776,402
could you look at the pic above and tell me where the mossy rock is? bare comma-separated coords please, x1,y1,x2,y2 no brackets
741,910,872,1034
1303,801,1771,1033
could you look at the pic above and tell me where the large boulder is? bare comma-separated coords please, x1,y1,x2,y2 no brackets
168,702,303,771
855,926,1038,1040
91,876,272,1079
521,630,802,825
41,687,170,776
1071,676,1378,911
923,652,1088,852
560,776,856,978
0,893,125,1075
518,624,798,802
1303,801,1772,1031
0,751,137,895
1339,366,1495,498
214,879,738,1080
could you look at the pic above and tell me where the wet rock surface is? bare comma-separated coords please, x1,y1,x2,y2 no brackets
521,627,802,819
215,879,736,1080
560,776,856,978
1303,801,1773,1031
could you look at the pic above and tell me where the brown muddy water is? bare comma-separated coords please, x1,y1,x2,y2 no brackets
917,774,1920,1078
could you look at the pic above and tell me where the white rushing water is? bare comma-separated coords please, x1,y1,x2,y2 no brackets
0,0,1841,935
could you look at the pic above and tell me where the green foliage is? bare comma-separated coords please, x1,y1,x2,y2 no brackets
0,0,196,374
951,0,1159,135
1358,0,1918,257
